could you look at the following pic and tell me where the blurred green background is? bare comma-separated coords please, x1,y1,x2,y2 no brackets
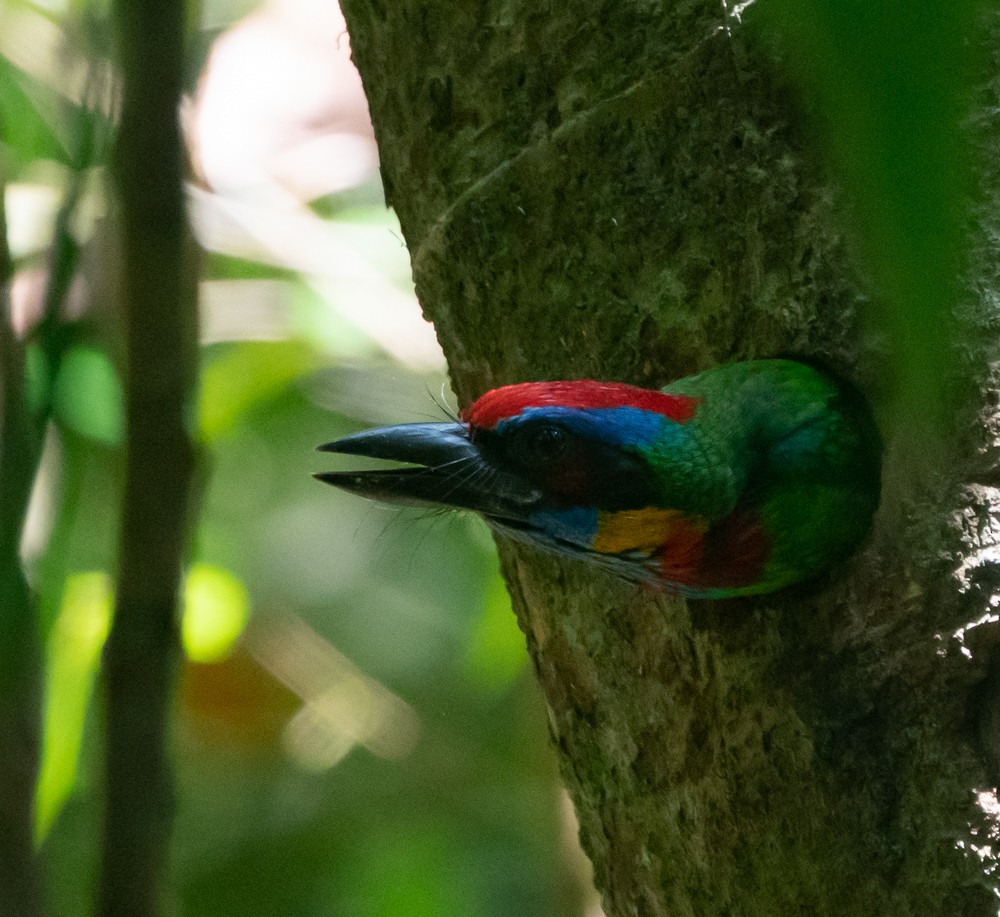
2,0,598,913
1,0,983,912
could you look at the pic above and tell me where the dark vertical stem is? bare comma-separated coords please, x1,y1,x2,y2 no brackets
97,0,196,914
0,163,46,917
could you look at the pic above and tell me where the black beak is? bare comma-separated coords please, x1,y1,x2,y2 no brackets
315,422,541,520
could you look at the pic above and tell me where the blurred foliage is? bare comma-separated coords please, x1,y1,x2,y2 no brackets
0,57,74,171
2,0,583,914
750,0,981,438
0,0,989,913
35,571,111,844
181,563,251,662
52,345,123,444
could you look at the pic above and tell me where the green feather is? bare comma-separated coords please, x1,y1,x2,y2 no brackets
658,359,881,593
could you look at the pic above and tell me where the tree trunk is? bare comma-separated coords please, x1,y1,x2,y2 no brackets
339,2,999,913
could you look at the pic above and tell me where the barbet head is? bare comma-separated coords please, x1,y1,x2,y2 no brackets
317,361,881,598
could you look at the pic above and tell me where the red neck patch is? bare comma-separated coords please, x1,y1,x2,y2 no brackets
463,380,699,429
684,507,772,590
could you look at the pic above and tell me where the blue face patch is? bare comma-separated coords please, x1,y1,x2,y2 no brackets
497,406,674,451
525,505,599,551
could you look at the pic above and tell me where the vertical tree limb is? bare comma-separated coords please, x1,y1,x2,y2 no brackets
97,0,196,913
341,1,998,912
0,157,45,917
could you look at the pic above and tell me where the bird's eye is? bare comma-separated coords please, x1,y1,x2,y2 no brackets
514,423,569,463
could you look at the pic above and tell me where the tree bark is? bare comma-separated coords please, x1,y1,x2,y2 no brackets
340,2,1000,913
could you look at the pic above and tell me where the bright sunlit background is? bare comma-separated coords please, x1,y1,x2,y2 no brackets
1,0,601,913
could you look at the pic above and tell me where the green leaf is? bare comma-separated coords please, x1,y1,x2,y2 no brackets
750,2,978,436
35,571,112,844
52,345,124,444
0,56,70,172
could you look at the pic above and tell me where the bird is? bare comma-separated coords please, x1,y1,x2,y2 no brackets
315,359,881,598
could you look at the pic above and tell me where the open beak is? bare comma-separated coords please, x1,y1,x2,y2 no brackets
315,422,541,521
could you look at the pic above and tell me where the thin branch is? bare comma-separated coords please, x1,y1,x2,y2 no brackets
97,0,196,913
0,27,114,913
0,155,46,917
33,58,109,391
